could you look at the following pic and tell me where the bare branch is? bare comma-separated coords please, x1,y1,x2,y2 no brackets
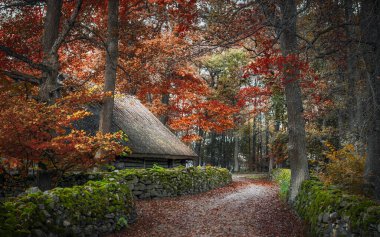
50,0,83,54
0,45,51,72
1,70,42,85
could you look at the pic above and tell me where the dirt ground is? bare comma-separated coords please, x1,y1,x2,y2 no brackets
109,175,306,237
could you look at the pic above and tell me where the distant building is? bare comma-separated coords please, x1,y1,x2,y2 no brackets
78,94,197,169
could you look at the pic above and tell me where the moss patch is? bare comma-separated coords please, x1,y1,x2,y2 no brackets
0,181,135,236
271,169,380,236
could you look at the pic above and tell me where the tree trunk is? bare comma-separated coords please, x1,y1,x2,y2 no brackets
233,131,239,172
99,0,119,134
210,132,216,165
160,93,170,125
345,0,359,134
360,0,380,200
194,128,204,166
266,117,273,174
279,0,309,203
38,0,63,103
252,118,257,171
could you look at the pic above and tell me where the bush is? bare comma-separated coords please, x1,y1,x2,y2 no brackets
269,132,288,165
271,168,291,200
319,143,365,194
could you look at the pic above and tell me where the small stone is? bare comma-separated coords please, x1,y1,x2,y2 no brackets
134,184,146,191
146,184,157,190
85,225,94,234
63,220,71,227
378,224,380,232
42,210,51,218
72,225,81,234
105,213,115,219
31,229,47,237
25,187,41,194
132,190,142,196
330,212,338,221
127,184,134,190
322,213,330,223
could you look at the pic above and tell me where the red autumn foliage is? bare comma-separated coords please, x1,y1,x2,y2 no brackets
0,81,127,177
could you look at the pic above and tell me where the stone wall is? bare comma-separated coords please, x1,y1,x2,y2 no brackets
110,166,232,199
0,180,136,237
60,166,232,199
295,180,380,237
271,169,380,237
0,166,232,236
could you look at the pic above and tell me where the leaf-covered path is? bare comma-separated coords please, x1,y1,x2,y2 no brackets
111,175,305,237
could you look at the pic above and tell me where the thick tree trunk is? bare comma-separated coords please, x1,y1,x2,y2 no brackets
345,0,359,134
38,0,63,103
360,0,380,200
99,0,119,134
279,0,309,203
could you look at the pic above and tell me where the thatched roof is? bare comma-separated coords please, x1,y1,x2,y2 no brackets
77,95,197,160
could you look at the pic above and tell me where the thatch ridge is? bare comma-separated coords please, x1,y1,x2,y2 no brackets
77,94,197,160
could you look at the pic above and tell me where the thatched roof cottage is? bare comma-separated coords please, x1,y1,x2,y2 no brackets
78,95,197,169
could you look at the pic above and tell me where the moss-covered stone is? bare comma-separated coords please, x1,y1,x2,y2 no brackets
0,181,135,237
271,169,380,236
108,166,232,199
0,166,231,236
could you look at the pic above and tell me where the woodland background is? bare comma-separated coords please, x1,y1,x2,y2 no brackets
0,0,379,202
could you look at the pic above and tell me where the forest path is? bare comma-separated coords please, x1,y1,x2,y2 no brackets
110,175,305,237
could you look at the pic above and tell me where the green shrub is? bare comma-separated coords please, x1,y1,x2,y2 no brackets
271,168,291,200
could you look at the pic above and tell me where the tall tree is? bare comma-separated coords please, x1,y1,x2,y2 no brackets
39,0,82,103
360,0,380,200
99,0,119,134
279,0,309,203
38,0,63,102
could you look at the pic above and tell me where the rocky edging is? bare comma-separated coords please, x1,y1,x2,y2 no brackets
108,166,232,199
0,166,231,236
294,179,380,237
60,166,232,200
271,169,380,237
0,180,136,237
